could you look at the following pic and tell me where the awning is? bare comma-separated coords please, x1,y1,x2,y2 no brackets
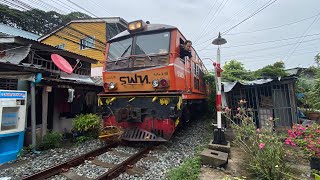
223,78,274,92
60,72,95,85
0,72,35,81
0,44,31,64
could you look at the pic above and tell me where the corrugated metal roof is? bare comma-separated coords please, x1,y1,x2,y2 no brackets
0,36,98,64
91,76,103,86
42,77,102,87
0,23,40,40
222,76,296,92
70,17,128,24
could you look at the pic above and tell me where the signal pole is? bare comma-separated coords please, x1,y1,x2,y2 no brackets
212,32,227,145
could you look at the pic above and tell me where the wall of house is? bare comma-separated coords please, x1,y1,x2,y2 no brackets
52,105,74,133
41,22,106,68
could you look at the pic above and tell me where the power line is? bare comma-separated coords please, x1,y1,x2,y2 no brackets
194,12,319,47
88,0,112,16
224,48,320,61
190,0,218,41
194,0,279,51
0,0,30,11
66,0,98,18
284,12,320,61
198,32,320,51
222,0,278,35
212,0,259,34
233,50,319,64
194,0,229,43
201,37,320,57
2,1,108,53
224,13,320,36
195,0,260,45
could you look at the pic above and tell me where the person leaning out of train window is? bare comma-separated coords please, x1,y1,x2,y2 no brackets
180,40,193,60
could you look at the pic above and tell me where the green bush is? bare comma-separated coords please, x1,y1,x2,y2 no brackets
73,114,101,134
38,132,63,150
167,156,201,180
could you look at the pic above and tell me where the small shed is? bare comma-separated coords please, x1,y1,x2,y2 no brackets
222,76,297,130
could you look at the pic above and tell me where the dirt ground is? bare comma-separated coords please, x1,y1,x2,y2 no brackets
199,145,249,180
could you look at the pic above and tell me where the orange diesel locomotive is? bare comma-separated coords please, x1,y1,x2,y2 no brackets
99,20,209,141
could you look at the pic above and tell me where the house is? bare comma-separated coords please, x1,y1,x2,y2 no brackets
222,76,297,130
38,17,128,77
285,67,316,85
0,35,103,145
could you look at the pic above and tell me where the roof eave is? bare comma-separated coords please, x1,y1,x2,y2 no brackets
2,36,97,64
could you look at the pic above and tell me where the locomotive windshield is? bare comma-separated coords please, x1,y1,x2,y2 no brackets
108,31,170,60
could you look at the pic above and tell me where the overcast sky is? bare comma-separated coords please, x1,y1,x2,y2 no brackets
20,0,320,71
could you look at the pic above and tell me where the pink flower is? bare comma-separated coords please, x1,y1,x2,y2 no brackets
291,142,296,146
259,143,265,149
285,138,292,145
224,107,230,111
237,107,241,111
298,126,306,131
256,128,261,133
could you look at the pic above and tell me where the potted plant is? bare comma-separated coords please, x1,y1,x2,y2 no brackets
285,123,320,170
72,114,101,138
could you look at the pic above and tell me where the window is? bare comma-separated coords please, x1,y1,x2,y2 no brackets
55,44,65,50
1,107,19,131
134,32,170,55
107,31,171,61
194,63,199,76
108,37,133,60
80,36,95,50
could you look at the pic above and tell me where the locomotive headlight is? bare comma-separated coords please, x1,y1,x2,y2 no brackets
108,82,116,90
128,20,145,32
152,79,159,88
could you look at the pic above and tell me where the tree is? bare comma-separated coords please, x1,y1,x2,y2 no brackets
222,60,256,82
315,53,320,67
0,4,91,35
254,61,287,78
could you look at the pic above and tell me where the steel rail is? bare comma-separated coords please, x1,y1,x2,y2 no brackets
95,145,155,180
22,141,119,180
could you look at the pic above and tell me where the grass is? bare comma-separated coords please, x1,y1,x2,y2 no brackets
167,156,202,180
166,116,213,180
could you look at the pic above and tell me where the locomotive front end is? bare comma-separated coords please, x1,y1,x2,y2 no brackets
98,20,181,141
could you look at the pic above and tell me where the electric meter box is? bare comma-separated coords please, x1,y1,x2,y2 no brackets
0,90,27,164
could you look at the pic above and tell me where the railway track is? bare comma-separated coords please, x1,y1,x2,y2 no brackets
21,141,157,180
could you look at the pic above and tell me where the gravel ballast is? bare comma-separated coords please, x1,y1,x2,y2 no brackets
0,140,106,179
116,118,210,179
0,117,210,180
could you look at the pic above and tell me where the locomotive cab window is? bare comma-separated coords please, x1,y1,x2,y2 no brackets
107,32,171,61
134,32,170,55
108,37,133,60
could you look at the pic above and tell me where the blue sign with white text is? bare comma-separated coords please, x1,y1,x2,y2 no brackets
0,91,26,99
